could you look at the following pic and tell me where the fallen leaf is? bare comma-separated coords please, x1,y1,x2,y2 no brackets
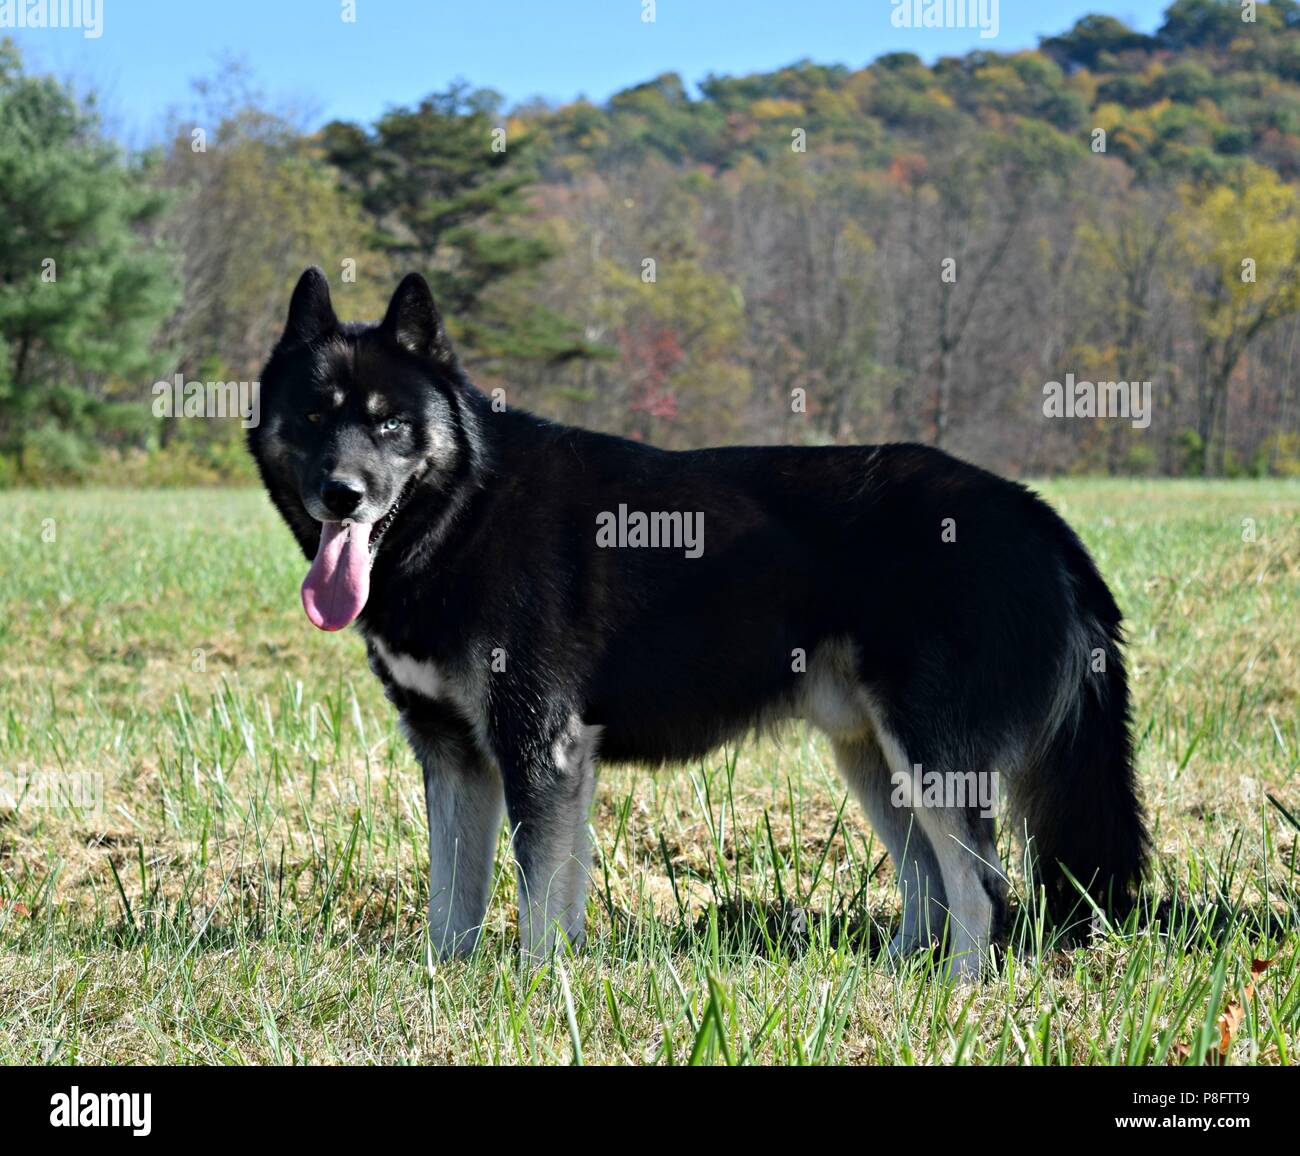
1210,957,1271,1064
5,900,30,918
1169,957,1272,1065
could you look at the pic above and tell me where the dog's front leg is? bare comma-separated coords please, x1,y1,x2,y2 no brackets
503,717,599,962
405,714,504,960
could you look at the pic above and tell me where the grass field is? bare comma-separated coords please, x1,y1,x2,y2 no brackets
0,481,1297,1065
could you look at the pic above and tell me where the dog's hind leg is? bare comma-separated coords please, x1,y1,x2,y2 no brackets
910,799,1005,979
504,716,599,961
405,712,504,960
859,717,1006,979
831,735,947,958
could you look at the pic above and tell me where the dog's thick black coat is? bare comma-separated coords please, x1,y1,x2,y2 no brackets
250,269,1148,972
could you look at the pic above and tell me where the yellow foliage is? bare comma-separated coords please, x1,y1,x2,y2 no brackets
1175,163,1300,339
750,98,803,120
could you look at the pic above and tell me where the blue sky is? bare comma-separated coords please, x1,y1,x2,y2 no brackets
7,0,1174,140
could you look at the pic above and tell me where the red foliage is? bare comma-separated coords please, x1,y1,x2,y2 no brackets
621,323,683,421
887,152,928,189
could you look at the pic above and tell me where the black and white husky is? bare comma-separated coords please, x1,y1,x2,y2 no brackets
249,268,1148,976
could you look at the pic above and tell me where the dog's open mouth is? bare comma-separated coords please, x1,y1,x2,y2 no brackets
366,476,414,554
300,476,418,632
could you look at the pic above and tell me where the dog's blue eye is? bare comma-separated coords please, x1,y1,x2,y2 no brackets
380,417,404,433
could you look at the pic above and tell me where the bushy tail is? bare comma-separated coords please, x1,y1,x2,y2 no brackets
1017,556,1149,932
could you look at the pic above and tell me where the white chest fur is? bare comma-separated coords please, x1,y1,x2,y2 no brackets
370,636,446,699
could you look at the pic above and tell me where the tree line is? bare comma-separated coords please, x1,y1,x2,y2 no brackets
1,0,1299,484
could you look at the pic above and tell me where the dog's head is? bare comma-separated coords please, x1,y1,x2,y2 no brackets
250,268,467,632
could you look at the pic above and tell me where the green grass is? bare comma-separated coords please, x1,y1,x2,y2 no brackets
0,481,1297,1065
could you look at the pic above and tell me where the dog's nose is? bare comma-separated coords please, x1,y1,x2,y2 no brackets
320,476,365,517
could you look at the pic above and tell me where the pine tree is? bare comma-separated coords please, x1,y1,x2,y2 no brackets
321,83,591,369
0,41,177,470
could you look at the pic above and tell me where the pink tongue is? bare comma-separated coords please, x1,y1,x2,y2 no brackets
301,521,373,631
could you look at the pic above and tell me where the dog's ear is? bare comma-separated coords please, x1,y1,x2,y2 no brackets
281,267,337,348
381,272,456,368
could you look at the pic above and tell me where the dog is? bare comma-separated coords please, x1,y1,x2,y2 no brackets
249,267,1148,976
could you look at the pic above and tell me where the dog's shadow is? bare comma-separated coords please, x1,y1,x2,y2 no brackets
600,890,1297,965
593,895,892,960
74,886,1292,965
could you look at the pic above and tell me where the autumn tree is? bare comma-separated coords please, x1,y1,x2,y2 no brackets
1174,163,1300,473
